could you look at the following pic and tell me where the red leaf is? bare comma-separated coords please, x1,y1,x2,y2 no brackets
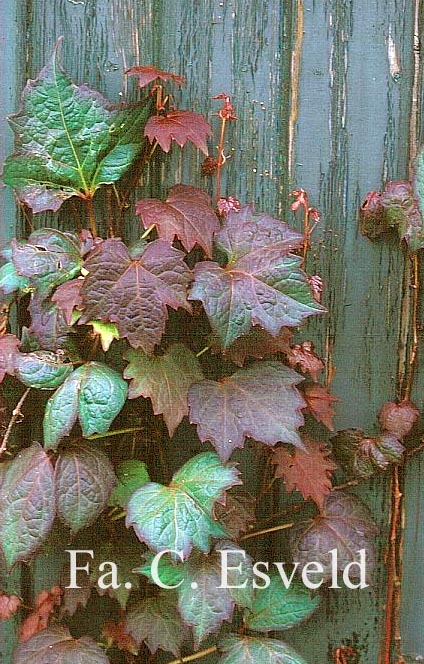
19,585,62,642
52,278,84,325
145,110,212,155
304,383,339,431
136,184,219,256
273,437,337,510
378,400,420,439
0,592,21,620
0,333,21,382
286,341,324,382
125,65,186,89
103,620,138,655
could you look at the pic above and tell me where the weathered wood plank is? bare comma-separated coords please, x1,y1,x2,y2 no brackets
288,1,419,662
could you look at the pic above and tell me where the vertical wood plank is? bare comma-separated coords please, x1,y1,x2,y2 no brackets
287,1,418,662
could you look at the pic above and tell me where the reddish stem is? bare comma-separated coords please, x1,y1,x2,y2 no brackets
215,116,227,203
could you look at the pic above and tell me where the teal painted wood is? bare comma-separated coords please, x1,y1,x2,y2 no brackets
0,1,25,661
1,1,423,663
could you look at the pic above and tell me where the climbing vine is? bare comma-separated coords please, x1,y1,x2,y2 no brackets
0,41,422,664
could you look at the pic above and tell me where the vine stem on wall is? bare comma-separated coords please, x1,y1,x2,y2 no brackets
381,1,422,660
0,387,31,458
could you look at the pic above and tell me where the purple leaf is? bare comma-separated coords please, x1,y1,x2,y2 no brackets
290,492,377,583
125,593,187,657
79,238,192,352
55,443,117,534
0,444,55,570
188,361,306,461
13,626,110,664
189,205,325,347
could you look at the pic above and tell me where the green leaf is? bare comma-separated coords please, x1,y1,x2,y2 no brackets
124,343,204,436
126,452,240,558
13,626,110,664
14,351,73,389
0,262,29,304
55,443,117,533
135,552,185,588
11,229,83,293
125,592,187,657
218,634,308,664
244,573,319,632
43,361,128,449
0,444,55,570
109,459,150,509
3,40,153,213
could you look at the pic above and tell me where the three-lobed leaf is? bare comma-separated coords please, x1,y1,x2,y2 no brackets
43,361,128,449
145,110,212,155
13,626,110,664
79,238,192,352
136,184,220,256
218,635,308,664
125,592,187,657
54,443,117,533
124,343,204,436
125,64,186,89
188,361,306,461
0,444,55,570
273,437,337,510
126,452,240,558
3,41,153,213
189,204,324,347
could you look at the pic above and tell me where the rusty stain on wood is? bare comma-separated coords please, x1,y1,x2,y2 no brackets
288,0,303,181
